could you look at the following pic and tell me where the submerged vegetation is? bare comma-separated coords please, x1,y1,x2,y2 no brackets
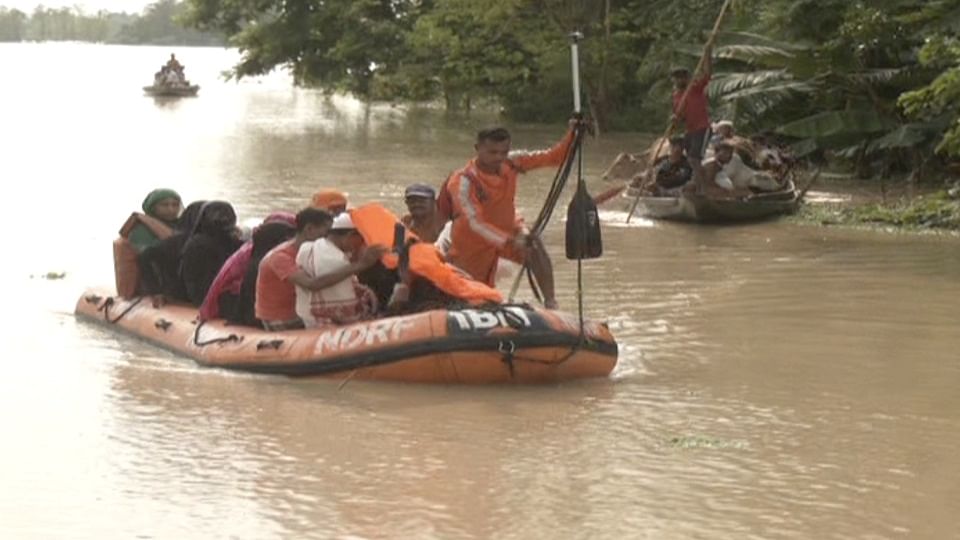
797,188,960,231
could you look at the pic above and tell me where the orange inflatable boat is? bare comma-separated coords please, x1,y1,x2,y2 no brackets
75,289,618,384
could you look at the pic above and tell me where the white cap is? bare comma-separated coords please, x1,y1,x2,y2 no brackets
715,120,734,128
331,212,356,230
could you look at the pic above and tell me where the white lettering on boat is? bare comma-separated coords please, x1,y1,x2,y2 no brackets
449,307,533,331
313,317,417,355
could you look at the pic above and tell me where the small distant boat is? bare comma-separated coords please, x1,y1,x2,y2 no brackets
143,84,200,97
622,180,800,223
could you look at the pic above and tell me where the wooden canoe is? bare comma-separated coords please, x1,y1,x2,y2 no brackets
622,180,799,223
143,84,200,97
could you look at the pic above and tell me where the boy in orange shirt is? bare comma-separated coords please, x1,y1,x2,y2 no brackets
442,119,578,309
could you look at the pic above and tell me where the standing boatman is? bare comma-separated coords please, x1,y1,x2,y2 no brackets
442,118,581,309
669,43,713,185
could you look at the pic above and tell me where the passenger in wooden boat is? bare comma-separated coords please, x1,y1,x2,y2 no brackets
295,213,387,328
181,202,244,307
310,189,349,216
652,137,694,196
401,183,445,243
256,208,335,331
703,142,781,198
441,119,582,309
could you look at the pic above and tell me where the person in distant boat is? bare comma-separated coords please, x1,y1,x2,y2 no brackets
139,200,207,303
670,45,713,185
128,188,181,252
198,212,297,322
255,208,335,331
401,183,445,243
165,53,183,74
180,202,244,306
442,119,581,309
310,189,348,216
703,142,781,197
710,119,734,145
294,212,387,328
652,137,694,195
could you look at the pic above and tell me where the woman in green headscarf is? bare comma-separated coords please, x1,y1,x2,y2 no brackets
128,188,182,251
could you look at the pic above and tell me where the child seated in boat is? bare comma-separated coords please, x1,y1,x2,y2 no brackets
295,213,387,328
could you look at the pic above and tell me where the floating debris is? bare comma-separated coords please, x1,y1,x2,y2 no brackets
664,435,748,450
31,272,67,280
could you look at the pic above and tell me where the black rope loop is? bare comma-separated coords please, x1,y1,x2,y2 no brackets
256,339,284,351
99,296,142,324
192,319,242,347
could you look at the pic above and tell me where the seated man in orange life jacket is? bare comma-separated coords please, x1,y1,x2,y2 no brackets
440,117,582,309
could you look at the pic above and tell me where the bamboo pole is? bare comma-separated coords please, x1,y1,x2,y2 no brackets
625,0,735,223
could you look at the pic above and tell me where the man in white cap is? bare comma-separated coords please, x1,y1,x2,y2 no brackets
712,120,735,145
294,213,387,328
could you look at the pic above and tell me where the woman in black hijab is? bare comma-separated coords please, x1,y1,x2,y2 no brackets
138,200,206,302
228,221,296,326
180,201,244,307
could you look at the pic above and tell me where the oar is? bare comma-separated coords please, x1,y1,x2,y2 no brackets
625,0,736,223
592,184,626,205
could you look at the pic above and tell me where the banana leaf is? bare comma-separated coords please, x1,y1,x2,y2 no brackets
776,109,895,138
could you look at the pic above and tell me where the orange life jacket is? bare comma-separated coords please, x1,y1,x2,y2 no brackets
113,213,174,298
349,203,503,305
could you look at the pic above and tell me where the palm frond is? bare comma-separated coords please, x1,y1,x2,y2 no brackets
716,31,811,52
715,44,795,63
709,69,791,96
717,80,816,101
776,109,895,138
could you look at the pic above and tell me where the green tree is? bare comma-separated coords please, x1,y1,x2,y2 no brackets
0,8,28,41
184,0,415,96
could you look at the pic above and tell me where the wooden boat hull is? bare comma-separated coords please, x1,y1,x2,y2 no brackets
143,85,200,97
75,289,618,384
622,182,799,223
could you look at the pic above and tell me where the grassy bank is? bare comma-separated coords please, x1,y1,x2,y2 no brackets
794,189,960,231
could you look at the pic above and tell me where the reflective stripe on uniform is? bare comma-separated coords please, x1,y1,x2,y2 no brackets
458,174,510,246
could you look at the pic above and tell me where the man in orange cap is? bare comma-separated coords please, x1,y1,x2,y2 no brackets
442,119,579,309
310,190,348,215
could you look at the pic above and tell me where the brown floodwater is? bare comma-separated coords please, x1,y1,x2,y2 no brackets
1,43,958,539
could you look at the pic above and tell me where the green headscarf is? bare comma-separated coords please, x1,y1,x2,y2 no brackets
141,188,182,217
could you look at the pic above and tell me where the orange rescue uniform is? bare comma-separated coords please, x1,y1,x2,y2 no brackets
444,130,575,285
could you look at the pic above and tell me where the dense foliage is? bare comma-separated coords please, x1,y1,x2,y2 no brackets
181,0,959,175
0,0,222,45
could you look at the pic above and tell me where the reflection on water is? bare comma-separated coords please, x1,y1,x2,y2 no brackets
2,43,960,539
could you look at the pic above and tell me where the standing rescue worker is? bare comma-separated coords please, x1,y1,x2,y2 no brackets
442,118,580,309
